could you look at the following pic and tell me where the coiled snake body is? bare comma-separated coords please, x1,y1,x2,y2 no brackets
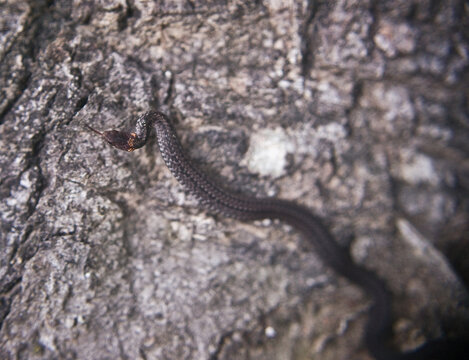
89,111,468,360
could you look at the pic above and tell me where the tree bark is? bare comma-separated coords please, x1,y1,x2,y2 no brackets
1,1,468,359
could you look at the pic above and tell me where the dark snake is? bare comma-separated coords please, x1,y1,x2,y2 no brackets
88,111,468,359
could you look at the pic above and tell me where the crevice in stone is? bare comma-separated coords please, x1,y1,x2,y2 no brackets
23,130,48,221
74,95,89,115
299,0,322,78
0,71,31,125
0,0,59,124
208,330,234,360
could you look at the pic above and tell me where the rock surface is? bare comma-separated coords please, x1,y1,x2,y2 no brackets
1,1,468,359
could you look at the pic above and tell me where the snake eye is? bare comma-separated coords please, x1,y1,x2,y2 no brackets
103,130,136,152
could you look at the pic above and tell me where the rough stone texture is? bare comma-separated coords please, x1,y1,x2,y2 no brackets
1,1,468,359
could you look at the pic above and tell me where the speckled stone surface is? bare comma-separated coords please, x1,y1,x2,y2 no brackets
1,1,468,359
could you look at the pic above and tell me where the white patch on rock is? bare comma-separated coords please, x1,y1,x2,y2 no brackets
374,20,416,57
242,127,294,178
398,150,439,186
265,326,276,338
361,83,415,123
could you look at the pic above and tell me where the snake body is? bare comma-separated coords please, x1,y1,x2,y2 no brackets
93,111,468,360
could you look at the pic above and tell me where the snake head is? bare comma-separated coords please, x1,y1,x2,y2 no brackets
101,130,138,152
85,125,138,152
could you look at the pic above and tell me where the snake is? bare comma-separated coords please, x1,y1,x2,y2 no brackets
88,111,468,359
